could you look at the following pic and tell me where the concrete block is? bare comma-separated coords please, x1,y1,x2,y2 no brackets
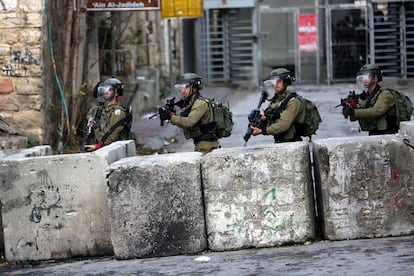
107,152,207,259
202,143,316,251
399,121,414,139
0,136,27,149
2,145,52,160
0,140,135,261
313,135,414,240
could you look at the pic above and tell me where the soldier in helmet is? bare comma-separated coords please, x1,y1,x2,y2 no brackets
158,73,219,153
83,77,131,151
250,68,304,143
342,64,397,135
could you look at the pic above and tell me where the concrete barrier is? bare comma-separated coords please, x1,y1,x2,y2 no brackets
399,121,414,139
202,143,316,251
0,135,27,150
1,145,53,160
0,145,52,255
0,140,136,261
313,135,414,240
107,152,207,259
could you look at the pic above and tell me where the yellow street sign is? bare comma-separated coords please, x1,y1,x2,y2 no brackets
161,0,203,18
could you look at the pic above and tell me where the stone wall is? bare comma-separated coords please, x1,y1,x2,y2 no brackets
0,0,44,142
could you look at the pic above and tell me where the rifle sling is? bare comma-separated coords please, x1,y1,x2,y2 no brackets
100,111,132,143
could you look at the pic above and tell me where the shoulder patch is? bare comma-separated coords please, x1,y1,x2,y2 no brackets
115,109,121,116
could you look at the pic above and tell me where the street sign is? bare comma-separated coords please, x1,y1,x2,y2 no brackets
298,14,318,53
161,0,203,18
86,0,160,12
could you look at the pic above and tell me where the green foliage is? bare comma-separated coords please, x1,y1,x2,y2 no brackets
122,27,142,45
27,136,40,148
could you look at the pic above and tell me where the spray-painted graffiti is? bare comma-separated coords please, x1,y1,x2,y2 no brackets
386,163,408,210
12,49,37,65
2,48,38,77
389,163,400,187
226,186,298,235
29,170,63,223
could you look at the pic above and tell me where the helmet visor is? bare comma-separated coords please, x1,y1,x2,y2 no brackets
97,83,115,101
356,73,372,91
263,77,283,90
174,83,190,96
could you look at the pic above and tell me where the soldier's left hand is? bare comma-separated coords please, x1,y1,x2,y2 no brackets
342,106,355,119
250,126,262,136
159,107,171,121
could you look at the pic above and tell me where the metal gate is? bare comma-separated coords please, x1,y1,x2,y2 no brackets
326,4,369,83
195,8,256,86
370,1,414,78
257,8,298,83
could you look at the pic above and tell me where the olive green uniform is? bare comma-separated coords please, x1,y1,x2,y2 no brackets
264,90,303,142
170,96,218,153
354,85,397,135
89,103,127,146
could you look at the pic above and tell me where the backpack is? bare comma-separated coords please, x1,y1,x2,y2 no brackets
279,92,322,137
205,98,234,138
387,89,413,125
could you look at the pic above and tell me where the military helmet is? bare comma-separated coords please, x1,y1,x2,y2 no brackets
103,77,125,96
267,68,295,85
356,64,383,82
175,73,203,90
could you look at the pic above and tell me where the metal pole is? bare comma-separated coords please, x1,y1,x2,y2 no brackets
168,19,174,95
315,0,320,85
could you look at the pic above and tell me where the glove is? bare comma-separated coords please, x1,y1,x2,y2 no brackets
159,107,171,121
359,91,368,100
342,106,355,119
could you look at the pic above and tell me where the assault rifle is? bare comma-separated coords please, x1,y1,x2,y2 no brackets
80,103,103,152
335,90,360,109
243,90,269,146
149,96,184,126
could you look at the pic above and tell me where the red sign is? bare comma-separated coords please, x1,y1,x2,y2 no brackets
87,0,160,12
298,14,318,52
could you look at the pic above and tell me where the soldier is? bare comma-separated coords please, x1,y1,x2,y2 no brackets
158,73,219,153
83,77,131,151
250,68,305,143
342,64,398,135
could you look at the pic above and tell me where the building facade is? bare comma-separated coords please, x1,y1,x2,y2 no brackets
181,0,414,86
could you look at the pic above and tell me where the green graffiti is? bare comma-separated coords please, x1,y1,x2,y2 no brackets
226,219,248,234
264,186,277,201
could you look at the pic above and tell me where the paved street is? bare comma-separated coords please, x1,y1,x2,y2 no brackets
1,235,413,275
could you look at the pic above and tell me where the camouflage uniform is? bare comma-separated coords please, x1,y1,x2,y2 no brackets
170,95,218,153
354,85,397,135
89,102,127,146
264,90,303,142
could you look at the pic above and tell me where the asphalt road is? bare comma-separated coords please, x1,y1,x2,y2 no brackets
1,235,413,275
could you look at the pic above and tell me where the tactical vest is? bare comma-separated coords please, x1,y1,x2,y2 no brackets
264,91,301,141
358,87,397,132
181,96,216,140
95,104,130,143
